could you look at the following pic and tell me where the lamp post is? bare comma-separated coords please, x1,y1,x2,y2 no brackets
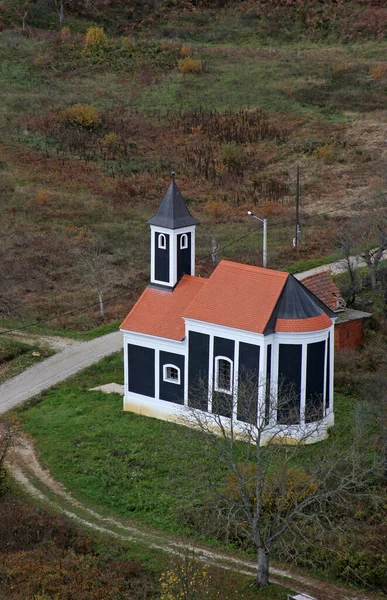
247,211,267,268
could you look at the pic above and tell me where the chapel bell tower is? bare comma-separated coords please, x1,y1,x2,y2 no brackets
147,174,198,289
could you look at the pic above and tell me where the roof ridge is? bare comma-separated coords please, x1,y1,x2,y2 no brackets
218,259,289,278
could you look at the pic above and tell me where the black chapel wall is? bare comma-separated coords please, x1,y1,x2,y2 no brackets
128,344,155,398
305,340,325,422
159,351,185,405
155,232,170,283
238,342,260,423
177,232,191,280
278,344,302,424
188,331,209,410
212,337,235,418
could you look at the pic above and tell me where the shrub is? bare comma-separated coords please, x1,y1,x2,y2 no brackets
160,552,215,600
63,104,101,129
334,63,351,73
36,190,50,206
103,132,119,150
206,200,231,223
220,142,246,176
313,143,336,161
369,64,387,80
61,27,71,43
84,26,108,51
178,57,202,74
180,44,190,57
226,464,317,518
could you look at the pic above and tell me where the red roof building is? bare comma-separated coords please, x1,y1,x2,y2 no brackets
299,271,371,351
121,179,336,444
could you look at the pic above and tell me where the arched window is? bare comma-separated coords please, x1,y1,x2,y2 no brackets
163,364,181,385
158,234,167,250
214,357,233,394
180,234,188,249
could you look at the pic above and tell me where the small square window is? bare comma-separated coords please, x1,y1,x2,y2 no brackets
163,364,180,385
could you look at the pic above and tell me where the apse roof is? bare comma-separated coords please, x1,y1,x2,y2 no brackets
121,260,335,340
147,180,198,229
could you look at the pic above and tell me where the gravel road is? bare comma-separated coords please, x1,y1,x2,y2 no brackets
0,331,122,415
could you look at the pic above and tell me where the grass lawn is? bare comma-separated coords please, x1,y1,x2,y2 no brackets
14,345,386,592
17,351,357,534
0,337,54,384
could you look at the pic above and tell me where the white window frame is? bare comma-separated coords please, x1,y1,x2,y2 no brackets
180,233,188,250
163,364,181,385
214,356,233,395
158,233,167,250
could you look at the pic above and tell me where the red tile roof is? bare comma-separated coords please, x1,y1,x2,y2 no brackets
301,271,345,312
121,260,334,340
185,260,288,334
275,314,332,332
120,275,206,340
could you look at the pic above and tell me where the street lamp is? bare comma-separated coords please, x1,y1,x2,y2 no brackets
247,210,267,268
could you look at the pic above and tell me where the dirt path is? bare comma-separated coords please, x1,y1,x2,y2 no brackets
6,437,380,600
0,329,82,352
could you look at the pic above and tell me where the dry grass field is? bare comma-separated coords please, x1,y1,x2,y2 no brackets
0,1,386,332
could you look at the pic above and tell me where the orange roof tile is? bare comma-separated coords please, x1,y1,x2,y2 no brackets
275,313,332,332
120,275,206,340
121,261,334,340
185,260,288,334
301,271,345,312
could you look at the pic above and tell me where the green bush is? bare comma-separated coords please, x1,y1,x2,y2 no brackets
220,142,246,176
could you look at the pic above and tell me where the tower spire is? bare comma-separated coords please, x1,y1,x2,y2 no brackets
148,177,197,288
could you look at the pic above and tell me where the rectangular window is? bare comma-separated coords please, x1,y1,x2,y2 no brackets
215,357,233,394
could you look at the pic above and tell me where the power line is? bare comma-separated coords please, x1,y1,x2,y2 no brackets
0,285,146,337
206,195,376,259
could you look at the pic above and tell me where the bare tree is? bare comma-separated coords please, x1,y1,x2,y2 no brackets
360,372,387,478
361,220,387,291
181,376,380,587
79,239,109,318
337,223,362,306
51,0,91,26
210,234,218,267
338,200,387,298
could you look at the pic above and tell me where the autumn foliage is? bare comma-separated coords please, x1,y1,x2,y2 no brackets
0,494,155,599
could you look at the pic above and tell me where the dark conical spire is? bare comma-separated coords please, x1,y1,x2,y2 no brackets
276,275,336,320
147,179,198,230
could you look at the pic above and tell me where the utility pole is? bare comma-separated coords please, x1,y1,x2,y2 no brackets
210,235,218,267
247,211,267,268
294,164,300,248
